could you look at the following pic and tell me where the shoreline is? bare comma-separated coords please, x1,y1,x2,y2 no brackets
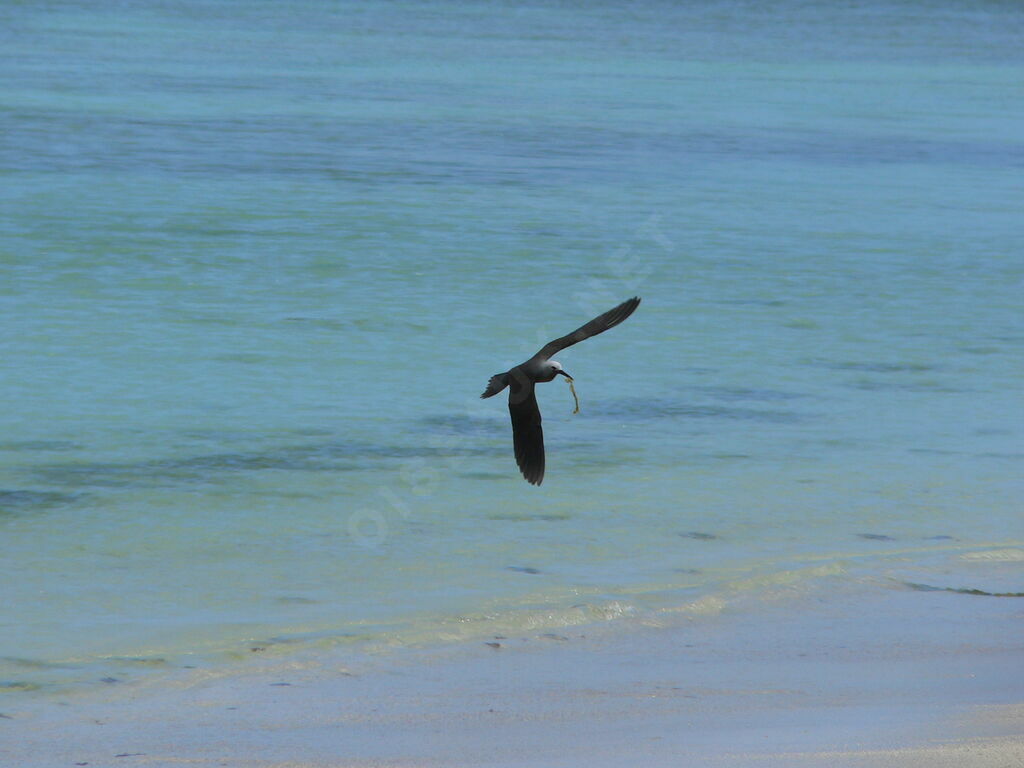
4,578,1022,767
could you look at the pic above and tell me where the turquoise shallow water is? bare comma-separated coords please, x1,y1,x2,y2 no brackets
1,0,1022,693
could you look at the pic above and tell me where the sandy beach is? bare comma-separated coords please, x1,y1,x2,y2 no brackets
5,578,1021,768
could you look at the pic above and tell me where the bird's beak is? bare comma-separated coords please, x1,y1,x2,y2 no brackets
557,370,573,381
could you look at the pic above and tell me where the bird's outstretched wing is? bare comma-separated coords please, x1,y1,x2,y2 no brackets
509,378,544,486
532,296,641,362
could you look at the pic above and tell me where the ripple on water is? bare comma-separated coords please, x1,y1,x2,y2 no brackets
0,441,82,452
488,512,571,522
0,489,82,516
689,385,809,403
29,439,501,489
419,414,504,436
822,361,938,374
591,396,806,424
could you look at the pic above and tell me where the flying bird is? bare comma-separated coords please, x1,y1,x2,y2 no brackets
481,297,641,485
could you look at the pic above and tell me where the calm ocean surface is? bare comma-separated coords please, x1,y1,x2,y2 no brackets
2,0,1022,694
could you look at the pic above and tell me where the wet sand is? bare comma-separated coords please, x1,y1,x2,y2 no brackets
5,581,1022,767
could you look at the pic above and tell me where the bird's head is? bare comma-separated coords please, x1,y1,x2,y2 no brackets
547,360,572,381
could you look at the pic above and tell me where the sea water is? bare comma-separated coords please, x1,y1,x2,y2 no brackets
1,0,1022,694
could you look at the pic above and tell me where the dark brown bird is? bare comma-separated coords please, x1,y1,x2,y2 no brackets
481,297,641,485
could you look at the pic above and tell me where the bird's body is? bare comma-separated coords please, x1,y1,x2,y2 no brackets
481,297,641,485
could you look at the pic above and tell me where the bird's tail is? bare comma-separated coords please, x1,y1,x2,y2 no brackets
480,372,510,398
